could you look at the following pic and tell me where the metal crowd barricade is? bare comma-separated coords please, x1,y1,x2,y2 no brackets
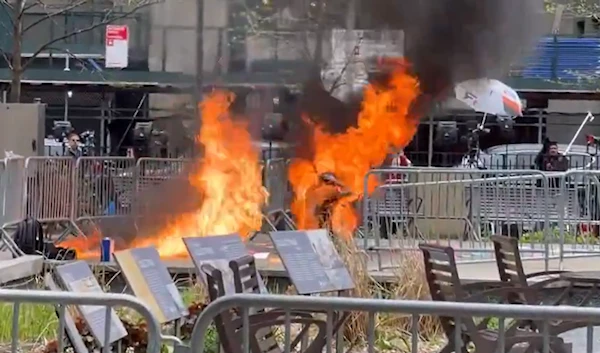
0,157,26,227
362,168,553,268
261,158,296,231
24,157,75,222
183,294,600,353
0,159,5,226
555,170,600,259
0,289,165,353
135,157,192,216
263,158,288,215
72,157,136,221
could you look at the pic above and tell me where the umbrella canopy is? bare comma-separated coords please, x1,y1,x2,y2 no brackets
454,79,523,117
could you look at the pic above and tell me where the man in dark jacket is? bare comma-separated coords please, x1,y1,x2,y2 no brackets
64,132,81,158
534,139,568,190
535,140,569,172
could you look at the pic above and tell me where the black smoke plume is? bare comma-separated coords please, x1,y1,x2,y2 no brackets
291,0,546,134
367,0,545,98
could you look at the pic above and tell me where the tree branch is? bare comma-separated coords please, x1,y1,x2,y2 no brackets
0,47,13,69
22,0,88,33
326,37,362,94
22,0,161,70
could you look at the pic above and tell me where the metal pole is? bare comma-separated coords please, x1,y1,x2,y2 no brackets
565,112,594,155
195,0,204,110
63,91,69,121
100,94,106,155
344,0,357,99
427,114,434,167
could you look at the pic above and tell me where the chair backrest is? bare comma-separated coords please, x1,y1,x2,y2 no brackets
419,243,479,339
491,235,534,305
229,255,262,294
491,235,528,287
200,264,242,353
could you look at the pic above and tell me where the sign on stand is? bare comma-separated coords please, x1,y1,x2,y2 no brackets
55,261,128,347
114,247,188,324
270,229,355,294
105,25,129,68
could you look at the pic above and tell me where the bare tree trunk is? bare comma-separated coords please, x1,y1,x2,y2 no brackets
9,0,23,103
312,0,325,76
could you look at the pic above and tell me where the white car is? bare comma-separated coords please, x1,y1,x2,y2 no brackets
460,143,596,170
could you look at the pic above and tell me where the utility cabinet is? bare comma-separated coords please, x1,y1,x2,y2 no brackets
0,103,45,157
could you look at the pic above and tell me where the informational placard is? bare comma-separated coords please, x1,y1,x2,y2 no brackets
269,230,355,294
55,261,128,346
105,25,128,68
183,234,267,294
114,247,188,323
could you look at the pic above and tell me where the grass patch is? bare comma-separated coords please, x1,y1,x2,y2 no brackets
0,301,57,343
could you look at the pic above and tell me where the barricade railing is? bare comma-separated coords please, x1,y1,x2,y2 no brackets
183,293,600,353
24,157,75,222
263,158,289,215
72,157,136,221
362,168,555,268
135,157,192,216
555,169,600,260
0,289,164,353
0,157,26,227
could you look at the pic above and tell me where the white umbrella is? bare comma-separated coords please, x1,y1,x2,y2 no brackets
454,78,523,117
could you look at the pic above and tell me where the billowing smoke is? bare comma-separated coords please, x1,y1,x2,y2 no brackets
368,0,545,97
289,0,546,134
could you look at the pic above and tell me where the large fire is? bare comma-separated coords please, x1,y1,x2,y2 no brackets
62,61,420,258
289,63,420,238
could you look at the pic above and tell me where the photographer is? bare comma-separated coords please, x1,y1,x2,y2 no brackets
534,139,569,190
64,132,82,158
534,139,569,172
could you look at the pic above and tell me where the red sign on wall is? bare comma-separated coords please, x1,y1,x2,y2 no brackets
105,25,129,68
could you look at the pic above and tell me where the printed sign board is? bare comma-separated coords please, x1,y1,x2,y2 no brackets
270,229,355,294
114,247,188,323
105,25,128,68
55,261,128,346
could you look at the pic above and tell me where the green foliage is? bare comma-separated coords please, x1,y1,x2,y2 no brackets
520,228,600,244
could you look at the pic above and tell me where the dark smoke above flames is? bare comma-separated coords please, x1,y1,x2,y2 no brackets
292,0,545,137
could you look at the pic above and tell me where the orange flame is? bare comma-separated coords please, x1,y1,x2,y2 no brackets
62,62,421,259
62,91,268,258
289,62,421,238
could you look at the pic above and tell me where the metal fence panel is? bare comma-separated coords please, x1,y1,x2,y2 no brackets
362,169,553,263
24,157,75,222
0,158,26,227
0,288,163,353
263,158,290,215
135,157,191,215
185,294,600,353
72,157,136,220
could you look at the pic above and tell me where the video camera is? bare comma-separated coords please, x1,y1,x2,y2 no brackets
131,122,169,157
52,121,73,142
79,130,95,156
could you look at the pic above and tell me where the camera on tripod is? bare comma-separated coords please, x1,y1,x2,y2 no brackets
131,122,169,157
79,130,95,156
52,121,73,142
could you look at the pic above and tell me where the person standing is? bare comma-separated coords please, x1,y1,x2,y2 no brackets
64,132,82,158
